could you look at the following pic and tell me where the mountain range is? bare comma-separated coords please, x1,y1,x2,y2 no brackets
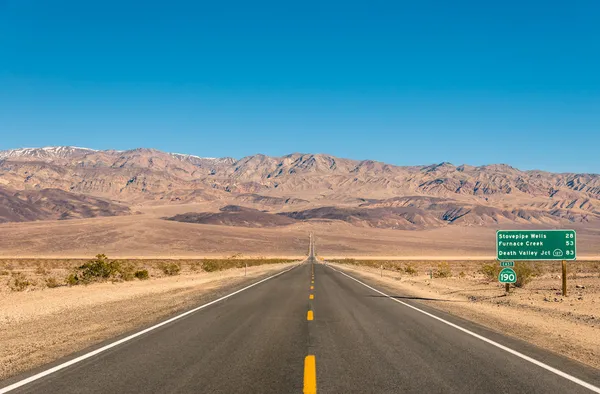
1,146,599,230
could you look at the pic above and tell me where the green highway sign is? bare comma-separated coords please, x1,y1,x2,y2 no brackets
500,261,514,267
496,230,576,261
499,268,517,283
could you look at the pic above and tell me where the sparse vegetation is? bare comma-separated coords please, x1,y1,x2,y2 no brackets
0,257,294,290
201,260,220,272
159,262,181,276
117,261,137,281
459,271,466,278
200,258,293,272
479,263,501,282
433,262,452,278
35,264,49,276
9,272,34,292
134,269,149,280
513,262,534,288
404,264,417,276
45,276,61,288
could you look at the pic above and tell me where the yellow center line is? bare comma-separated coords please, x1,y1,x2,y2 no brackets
303,355,317,394
307,310,314,321
309,294,314,300
310,285,314,290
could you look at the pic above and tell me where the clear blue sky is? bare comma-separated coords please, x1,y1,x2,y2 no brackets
1,0,599,173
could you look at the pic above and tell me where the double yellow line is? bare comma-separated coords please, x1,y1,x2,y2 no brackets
304,262,317,393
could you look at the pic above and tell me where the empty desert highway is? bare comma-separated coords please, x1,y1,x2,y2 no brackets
2,252,600,392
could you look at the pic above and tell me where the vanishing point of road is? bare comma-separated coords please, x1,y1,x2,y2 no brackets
2,237,600,393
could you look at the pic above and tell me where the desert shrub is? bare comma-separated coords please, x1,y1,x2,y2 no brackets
459,271,466,278
116,261,136,281
190,262,201,271
479,263,501,281
0,270,9,276
159,262,181,276
66,273,79,286
433,262,452,278
514,262,534,288
201,260,220,272
66,254,136,284
35,264,49,276
9,272,33,291
404,264,417,276
45,276,61,288
134,269,149,280
77,254,120,283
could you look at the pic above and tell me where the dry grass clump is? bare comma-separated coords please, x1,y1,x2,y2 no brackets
513,262,537,288
8,272,34,292
404,264,417,276
433,262,452,278
44,276,61,288
479,263,501,282
158,262,181,276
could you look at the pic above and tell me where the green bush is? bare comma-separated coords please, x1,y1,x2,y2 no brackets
66,254,139,284
76,254,120,283
514,262,534,288
479,263,501,281
134,269,149,280
66,273,79,286
159,262,181,276
433,262,452,278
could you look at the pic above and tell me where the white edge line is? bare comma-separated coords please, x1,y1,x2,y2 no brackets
0,263,301,393
326,264,600,393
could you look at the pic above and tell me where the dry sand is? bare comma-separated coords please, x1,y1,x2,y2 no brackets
2,214,600,258
0,262,297,380
328,260,600,369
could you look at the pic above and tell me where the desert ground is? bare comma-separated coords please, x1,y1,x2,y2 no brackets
327,259,600,370
1,208,600,259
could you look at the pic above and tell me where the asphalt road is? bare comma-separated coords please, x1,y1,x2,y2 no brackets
2,254,600,393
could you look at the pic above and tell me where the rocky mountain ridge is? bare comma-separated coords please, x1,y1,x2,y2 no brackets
1,146,599,228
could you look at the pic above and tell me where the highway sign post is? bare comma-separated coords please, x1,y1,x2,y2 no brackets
496,230,576,296
498,267,517,294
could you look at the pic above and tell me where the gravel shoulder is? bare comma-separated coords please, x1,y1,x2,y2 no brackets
0,262,298,381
